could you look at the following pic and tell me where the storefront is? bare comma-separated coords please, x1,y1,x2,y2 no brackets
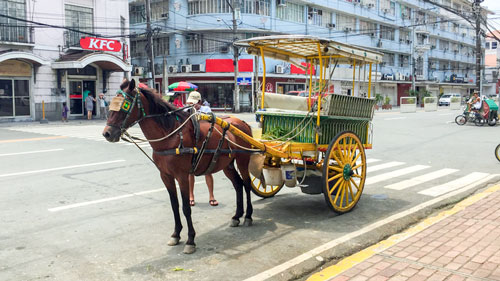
0,51,47,120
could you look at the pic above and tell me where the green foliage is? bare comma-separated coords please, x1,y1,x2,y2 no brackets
384,96,391,105
424,97,436,104
262,127,295,140
450,97,460,103
375,93,384,105
406,98,416,104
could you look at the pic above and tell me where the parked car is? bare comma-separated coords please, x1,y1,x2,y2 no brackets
439,93,461,106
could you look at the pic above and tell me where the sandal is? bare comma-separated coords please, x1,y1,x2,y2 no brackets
209,200,219,207
189,200,195,206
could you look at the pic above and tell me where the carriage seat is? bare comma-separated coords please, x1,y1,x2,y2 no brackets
263,92,309,112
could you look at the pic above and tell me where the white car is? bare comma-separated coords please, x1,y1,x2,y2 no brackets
439,93,461,106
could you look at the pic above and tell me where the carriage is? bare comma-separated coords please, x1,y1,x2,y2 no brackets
201,35,383,213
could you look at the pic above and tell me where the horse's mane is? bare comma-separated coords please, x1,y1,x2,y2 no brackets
139,87,189,130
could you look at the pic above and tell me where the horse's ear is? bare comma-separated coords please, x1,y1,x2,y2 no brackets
120,78,129,90
128,79,136,91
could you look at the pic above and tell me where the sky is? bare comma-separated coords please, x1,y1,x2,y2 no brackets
484,0,500,30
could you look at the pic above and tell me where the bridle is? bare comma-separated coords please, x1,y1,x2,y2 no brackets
107,87,191,135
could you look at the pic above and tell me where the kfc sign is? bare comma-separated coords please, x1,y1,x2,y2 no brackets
80,37,122,52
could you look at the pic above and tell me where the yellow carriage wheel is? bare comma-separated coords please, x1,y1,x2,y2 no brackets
250,175,284,198
322,131,366,213
496,144,500,162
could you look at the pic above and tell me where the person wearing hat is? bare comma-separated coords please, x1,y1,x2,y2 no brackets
186,91,218,207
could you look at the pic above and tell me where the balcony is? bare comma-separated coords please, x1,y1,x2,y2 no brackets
64,31,86,49
0,26,34,45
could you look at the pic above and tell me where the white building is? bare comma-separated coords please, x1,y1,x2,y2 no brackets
0,0,131,121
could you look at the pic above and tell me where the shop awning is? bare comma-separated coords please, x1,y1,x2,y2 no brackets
0,51,48,66
51,51,132,72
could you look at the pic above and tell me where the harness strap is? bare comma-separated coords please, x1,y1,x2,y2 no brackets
198,123,229,176
190,112,216,174
153,148,255,156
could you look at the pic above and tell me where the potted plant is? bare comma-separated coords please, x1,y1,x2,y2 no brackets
374,93,383,110
382,96,392,110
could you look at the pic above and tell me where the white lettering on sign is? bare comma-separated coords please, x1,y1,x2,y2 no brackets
80,37,122,52
89,38,99,49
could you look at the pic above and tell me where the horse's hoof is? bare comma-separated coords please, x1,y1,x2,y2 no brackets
168,237,180,246
183,244,196,254
230,219,240,227
243,218,253,227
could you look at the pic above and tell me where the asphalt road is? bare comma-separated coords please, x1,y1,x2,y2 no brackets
0,107,498,281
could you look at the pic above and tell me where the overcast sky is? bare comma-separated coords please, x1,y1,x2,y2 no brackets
484,0,500,29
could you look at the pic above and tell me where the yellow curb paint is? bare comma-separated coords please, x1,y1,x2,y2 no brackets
0,136,68,143
307,184,500,281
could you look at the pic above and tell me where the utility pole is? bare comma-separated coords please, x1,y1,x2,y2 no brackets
162,56,168,94
411,25,416,93
231,0,240,113
145,0,155,88
474,0,482,92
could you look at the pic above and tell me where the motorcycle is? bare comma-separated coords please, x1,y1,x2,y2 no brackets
455,103,498,127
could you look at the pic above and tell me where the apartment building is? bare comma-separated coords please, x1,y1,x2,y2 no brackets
0,0,131,121
129,0,488,109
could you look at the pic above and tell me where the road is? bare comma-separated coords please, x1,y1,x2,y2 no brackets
0,108,498,281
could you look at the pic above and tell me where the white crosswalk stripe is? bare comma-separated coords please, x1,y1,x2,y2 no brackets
367,161,405,173
365,165,430,185
418,172,491,197
385,168,459,190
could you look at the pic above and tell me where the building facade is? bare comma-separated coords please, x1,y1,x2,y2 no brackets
484,30,500,96
0,0,131,121
129,0,487,109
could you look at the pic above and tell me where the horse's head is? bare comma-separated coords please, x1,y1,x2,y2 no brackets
102,79,145,142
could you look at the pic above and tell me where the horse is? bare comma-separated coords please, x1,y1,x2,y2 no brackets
102,79,254,254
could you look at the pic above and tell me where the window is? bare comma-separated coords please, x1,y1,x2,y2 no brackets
0,0,28,43
130,40,147,57
308,7,325,26
401,6,411,20
493,42,498,49
440,20,447,32
154,36,169,56
415,11,425,24
120,16,126,37
65,4,93,47
276,2,305,23
337,14,356,32
439,40,449,51
380,0,393,15
360,20,376,36
399,29,410,43
241,0,271,15
429,37,437,48
440,60,448,71
130,1,145,24
399,55,410,68
380,25,394,41
0,79,30,117
152,0,169,20
188,33,233,54
382,52,395,66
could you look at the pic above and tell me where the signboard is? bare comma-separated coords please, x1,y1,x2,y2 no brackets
80,37,122,52
237,77,252,85
266,82,274,92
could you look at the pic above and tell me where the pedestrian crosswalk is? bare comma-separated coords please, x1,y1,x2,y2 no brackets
6,125,499,198
7,125,152,148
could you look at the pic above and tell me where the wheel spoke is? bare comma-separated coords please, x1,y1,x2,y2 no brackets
349,143,359,162
329,178,343,195
351,149,362,166
352,173,363,178
339,182,346,207
336,145,345,164
257,181,262,189
328,173,342,182
348,181,355,202
352,163,364,171
328,165,343,172
331,148,344,165
333,181,344,201
347,137,353,161
350,178,360,191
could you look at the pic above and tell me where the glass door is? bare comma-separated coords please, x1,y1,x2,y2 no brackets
0,79,30,117
69,80,83,115
0,79,13,117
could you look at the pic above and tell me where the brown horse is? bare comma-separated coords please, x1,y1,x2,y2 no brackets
102,79,254,254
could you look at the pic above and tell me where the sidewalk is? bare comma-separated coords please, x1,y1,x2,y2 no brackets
307,184,500,281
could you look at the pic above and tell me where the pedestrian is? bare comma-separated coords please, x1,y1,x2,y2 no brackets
98,93,108,119
62,102,69,122
186,91,218,207
172,93,184,108
85,93,96,120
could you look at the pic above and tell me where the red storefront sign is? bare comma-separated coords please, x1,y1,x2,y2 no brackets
205,59,254,72
291,62,315,75
80,37,122,52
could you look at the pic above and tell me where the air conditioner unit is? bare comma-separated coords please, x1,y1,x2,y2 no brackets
385,74,394,80
343,27,352,32
406,40,411,44
160,13,169,19
185,34,197,40
133,66,144,76
416,75,425,81
326,23,335,29
383,8,390,13
431,45,436,49
191,64,205,72
353,0,361,4
367,3,375,8
370,33,376,37
168,65,178,73
277,0,286,6
181,65,192,73
275,65,284,74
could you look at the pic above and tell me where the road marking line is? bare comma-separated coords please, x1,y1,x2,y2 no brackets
365,165,430,185
367,162,405,173
306,183,500,281
385,168,459,190
366,159,381,164
419,172,490,197
48,182,206,212
0,148,64,157
244,175,500,281
384,117,407,120
0,160,125,179
0,136,68,143
439,113,454,116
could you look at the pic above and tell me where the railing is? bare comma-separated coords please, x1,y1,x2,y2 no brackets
0,26,34,44
64,31,86,48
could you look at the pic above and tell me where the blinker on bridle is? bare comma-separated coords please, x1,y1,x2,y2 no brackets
107,87,146,133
